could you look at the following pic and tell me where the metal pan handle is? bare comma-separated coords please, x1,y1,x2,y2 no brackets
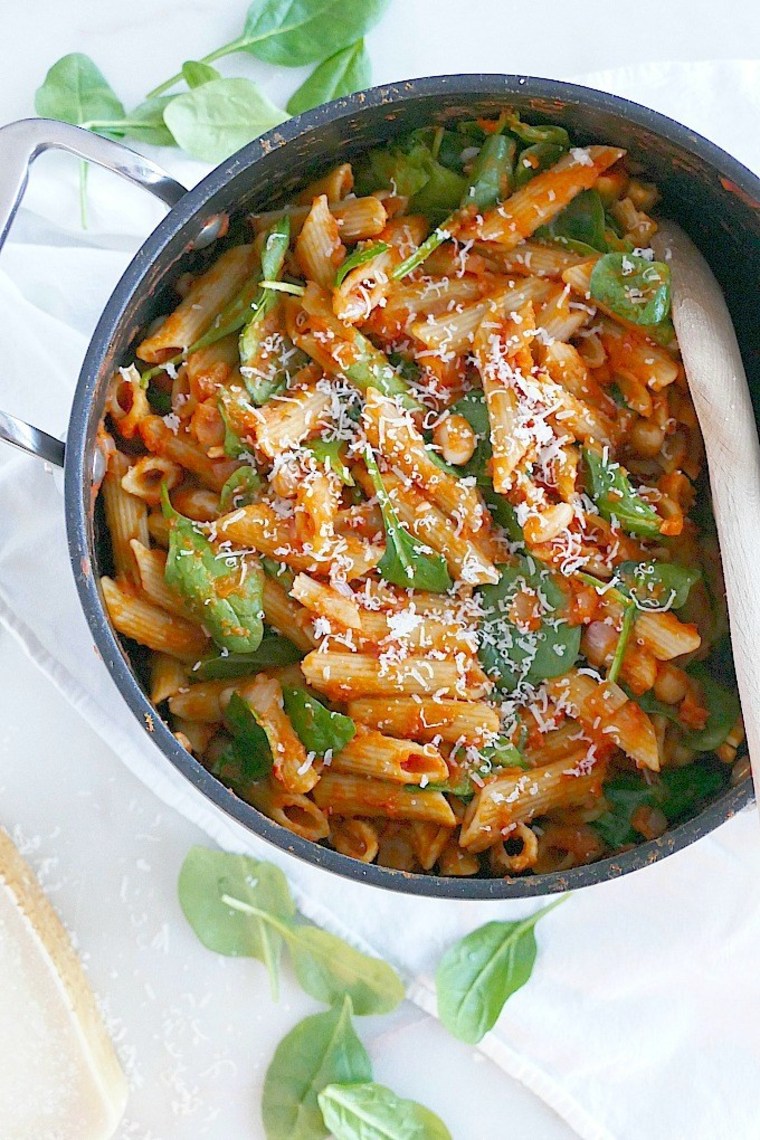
0,118,200,468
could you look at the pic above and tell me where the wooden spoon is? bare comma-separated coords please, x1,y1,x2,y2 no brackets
651,222,759,805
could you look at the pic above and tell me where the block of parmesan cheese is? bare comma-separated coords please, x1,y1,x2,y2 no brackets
0,828,128,1140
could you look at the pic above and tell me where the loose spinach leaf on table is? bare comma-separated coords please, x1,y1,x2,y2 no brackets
262,997,372,1140
436,898,566,1044
318,1082,452,1140
181,60,221,88
282,687,356,756
287,39,370,115
162,484,265,654
163,77,288,163
149,0,391,96
35,52,125,129
477,556,581,691
590,252,671,326
582,447,661,538
364,450,452,593
178,847,294,995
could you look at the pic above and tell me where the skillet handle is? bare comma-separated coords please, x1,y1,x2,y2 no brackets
0,118,220,468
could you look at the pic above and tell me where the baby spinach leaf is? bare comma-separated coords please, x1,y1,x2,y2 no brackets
282,687,356,756
436,897,566,1044
262,997,371,1140
221,691,274,780
365,139,466,224
163,77,288,163
364,450,452,593
334,240,390,287
35,53,125,130
318,1082,452,1140
482,485,524,544
590,252,671,326
591,774,656,847
616,560,700,612
392,223,453,281
285,927,404,1014
681,666,741,752
162,485,265,653
607,598,636,685
462,133,515,210
218,391,250,459
121,96,176,146
262,557,296,592
504,112,570,149
287,39,371,116
178,848,294,996
477,556,581,691
658,762,726,820
239,0,390,68
583,448,661,537
220,465,262,512
538,188,607,252
514,142,565,187
261,216,292,280
306,439,354,485
181,60,221,88
193,634,303,680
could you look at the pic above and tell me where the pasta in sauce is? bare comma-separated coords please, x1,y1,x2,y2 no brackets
98,111,745,878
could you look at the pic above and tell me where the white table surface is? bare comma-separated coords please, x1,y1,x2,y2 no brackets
1,3,758,1138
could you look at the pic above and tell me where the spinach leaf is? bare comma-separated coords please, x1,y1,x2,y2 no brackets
262,997,372,1140
220,691,274,781
218,390,250,459
287,40,370,115
583,447,661,537
162,485,265,654
220,465,262,512
181,60,221,88
364,139,466,224
163,77,287,163
504,113,570,149
35,53,125,130
282,687,356,756
482,485,524,543
334,240,390,287
238,0,390,68
285,927,404,1014
318,1082,451,1140
120,96,176,146
591,775,657,847
193,634,303,680
607,599,636,685
514,142,565,187
616,560,700,612
462,134,515,210
392,223,453,281
178,848,294,996
364,450,452,593
681,666,741,752
306,439,354,485
658,762,726,820
477,556,581,691
435,898,566,1044
537,188,607,252
590,252,671,326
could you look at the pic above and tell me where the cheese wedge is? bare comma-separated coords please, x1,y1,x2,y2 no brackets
0,828,128,1139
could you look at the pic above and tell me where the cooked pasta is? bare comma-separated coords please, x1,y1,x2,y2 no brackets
96,109,744,879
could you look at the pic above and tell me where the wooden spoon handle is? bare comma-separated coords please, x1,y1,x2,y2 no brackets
652,222,759,800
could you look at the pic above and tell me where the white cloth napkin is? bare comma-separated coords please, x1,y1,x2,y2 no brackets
1,62,759,1140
